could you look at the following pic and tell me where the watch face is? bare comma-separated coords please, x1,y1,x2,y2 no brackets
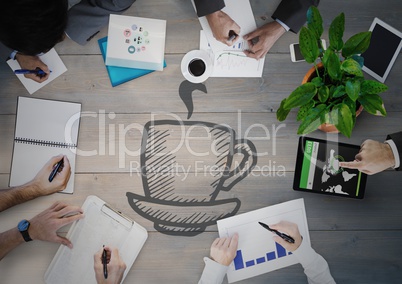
18,219,30,231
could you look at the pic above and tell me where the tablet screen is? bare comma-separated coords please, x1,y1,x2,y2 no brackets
362,18,402,83
294,137,367,199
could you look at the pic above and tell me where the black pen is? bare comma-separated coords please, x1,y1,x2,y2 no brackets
258,222,295,243
102,246,108,279
48,158,64,182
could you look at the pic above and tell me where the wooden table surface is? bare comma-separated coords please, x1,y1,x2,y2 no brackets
1,0,402,283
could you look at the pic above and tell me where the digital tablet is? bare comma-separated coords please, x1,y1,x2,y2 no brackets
361,18,402,83
293,137,367,199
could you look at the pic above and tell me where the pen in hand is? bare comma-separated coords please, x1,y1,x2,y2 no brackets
102,245,108,279
258,222,295,243
48,158,64,182
228,30,238,42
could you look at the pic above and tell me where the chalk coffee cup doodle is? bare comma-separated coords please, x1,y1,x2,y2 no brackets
181,50,213,83
126,120,257,236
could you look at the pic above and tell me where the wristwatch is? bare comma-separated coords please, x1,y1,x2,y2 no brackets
17,219,32,242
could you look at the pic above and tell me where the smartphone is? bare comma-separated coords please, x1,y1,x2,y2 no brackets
290,39,327,62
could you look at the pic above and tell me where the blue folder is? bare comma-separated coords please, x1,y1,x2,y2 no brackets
98,37,166,87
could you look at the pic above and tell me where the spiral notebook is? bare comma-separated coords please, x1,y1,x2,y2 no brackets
44,195,148,284
9,97,81,194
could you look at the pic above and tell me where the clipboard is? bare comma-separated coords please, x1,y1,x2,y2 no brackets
44,195,148,284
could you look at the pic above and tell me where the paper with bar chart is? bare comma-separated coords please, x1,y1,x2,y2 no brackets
217,199,310,283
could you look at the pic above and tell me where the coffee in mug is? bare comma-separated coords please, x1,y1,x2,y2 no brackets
188,58,206,77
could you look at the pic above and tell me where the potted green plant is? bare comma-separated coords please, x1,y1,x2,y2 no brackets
277,6,388,138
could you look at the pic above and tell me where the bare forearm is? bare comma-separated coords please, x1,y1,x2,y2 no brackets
0,182,40,212
0,227,24,260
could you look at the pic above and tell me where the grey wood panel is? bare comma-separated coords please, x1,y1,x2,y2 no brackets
0,171,401,232
0,230,401,284
1,112,401,173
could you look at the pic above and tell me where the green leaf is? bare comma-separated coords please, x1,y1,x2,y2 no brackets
331,103,354,138
277,98,291,121
311,76,323,87
283,83,317,109
333,85,346,98
297,104,328,135
327,51,342,81
342,31,372,58
358,94,387,116
345,79,361,101
343,97,357,127
329,12,345,51
361,80,388,95
307,6,323,40
341,59,363,77
299,27,320,63
322,48,332,68
318,86,330,103
297,100,315,121
351,55,364,67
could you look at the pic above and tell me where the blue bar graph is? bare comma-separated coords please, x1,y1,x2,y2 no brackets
245,260,255,267
234,242,290,271
266,251,276,261
276,242,286,258
234,250,244,270
256,257,265,264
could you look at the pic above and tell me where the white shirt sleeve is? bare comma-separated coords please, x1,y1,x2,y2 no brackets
292,239,336,284
275,18,290,32
385,139,400,169
198,257,229,284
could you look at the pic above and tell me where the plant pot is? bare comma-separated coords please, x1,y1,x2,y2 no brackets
302,63,363,134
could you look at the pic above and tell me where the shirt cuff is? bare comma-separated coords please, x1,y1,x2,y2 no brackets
275,19,290,32
292,238,317,267
199,257,228,284
385,140,400,169
10,50,18,60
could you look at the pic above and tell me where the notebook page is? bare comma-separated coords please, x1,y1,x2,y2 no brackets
9,97,81,194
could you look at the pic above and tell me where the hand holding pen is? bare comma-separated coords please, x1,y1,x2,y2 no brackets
30,155,71,196
94,247,126,284
14,53,50,83
259,221,303,252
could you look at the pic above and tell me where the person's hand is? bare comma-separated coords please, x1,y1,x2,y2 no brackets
94,247,126,284
339,139,395,175
243,21,286,60
29,155,71,196
269,221,302,252
28,201,84,248
210,233,239,266
206,10,241,46
15,53,50,83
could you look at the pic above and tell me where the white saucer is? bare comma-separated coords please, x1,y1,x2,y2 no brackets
181,50,213,83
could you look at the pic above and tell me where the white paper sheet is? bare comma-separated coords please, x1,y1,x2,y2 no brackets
217,199,310,283
194,0,256,52
200,30,264,77
7,48,67,95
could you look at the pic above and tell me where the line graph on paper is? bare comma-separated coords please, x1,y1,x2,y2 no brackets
212,51,264,77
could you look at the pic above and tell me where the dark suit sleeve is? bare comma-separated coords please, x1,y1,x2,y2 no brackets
0,42,12,61
272,0,320,33
66,0,136,45
387,131,402,171
194,0,225,17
